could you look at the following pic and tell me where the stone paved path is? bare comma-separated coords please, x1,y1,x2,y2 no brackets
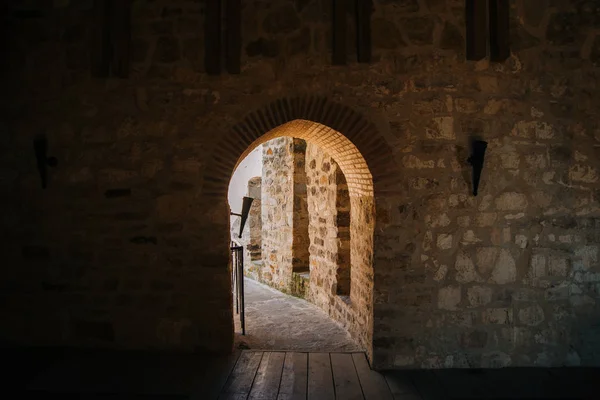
234,277,362,352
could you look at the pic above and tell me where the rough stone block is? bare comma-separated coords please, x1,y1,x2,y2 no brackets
569,165,598,183
518,305,545,326
438,286,461,310
548,256,568,277
457,216,470,227
437,234,453,250
574,246,598,269
483,308,513,324
476,212,497,227
467,286,493,307
434,265,448,281
461,230,482,245
402,155,435,169
455,252,481,283
425,213,451,228
475,247,499,276
515,234,528,249
511,121,554,139
426,117,455,140
495,192,528,211
530,254,546,279
489,250,517,284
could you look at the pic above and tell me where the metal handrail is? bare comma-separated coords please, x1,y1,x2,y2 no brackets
230,241,245,335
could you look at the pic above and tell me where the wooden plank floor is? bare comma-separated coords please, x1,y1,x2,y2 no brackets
14,348,600,399
218,351,394,400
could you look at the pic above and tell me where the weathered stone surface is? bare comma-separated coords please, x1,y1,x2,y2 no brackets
489,250,517,284
495,192,528,211
437,233,453,250
425,213,451,228
476,212,497,227
574,246,598,269
475,247,499,276
483,308,513,324
455,252,481,283
438,286,461,310
402,155,435,169
569,165,598,183
467,286,493,307
519,305,545,326
426,117,455,140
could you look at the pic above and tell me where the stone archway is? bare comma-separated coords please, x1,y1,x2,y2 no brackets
204,96,396,198
203,96,396,361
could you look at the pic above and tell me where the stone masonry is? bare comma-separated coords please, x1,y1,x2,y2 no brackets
230,176,261,276
306,142,359,335
244,139,370,350
249,138,311,292
247,177,262,262
1,0,599,369
259,138,295,292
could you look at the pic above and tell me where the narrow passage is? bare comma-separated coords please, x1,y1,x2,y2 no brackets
234,278,361,352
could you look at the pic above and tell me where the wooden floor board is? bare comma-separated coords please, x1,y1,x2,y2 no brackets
352,353,393,400
220,351,263,398
277,352,307,400
249,352,285,400
330,353,363,400
307,353,334,400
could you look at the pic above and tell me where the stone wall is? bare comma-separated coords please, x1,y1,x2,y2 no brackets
306,143,341,308
305,143,365,343
230,176,261,277
259,138,295,291
1,0,599,369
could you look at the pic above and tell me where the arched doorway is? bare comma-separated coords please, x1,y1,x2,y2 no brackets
203,96,396,362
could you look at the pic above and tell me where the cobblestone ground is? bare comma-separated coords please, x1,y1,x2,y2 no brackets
233,278,362,352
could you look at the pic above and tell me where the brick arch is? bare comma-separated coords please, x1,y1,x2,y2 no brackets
203,96,395,198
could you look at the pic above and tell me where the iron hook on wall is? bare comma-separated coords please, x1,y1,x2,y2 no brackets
230,196,254,238
34,133,58,189
467,138,487,196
